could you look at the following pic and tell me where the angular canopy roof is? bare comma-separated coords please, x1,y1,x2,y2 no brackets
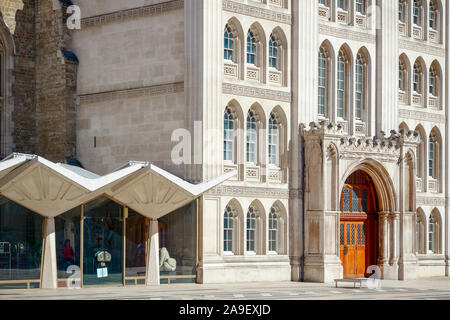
0,153,235,218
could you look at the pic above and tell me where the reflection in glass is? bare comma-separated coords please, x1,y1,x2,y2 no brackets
55,206,81,285
0,197,43,288
83,197,123,286
158,202,197,284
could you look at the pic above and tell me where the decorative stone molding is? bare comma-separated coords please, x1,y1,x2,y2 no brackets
301,120,420,162
79,82,184,105
416,196,445,207
318,24,376,43
205,185,290,199
222,0,292,25
398,108,445,124
222,83,291,102
399,39,445,57
81,0,184,28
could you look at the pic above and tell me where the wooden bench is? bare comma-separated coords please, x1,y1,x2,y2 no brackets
334,278,368,288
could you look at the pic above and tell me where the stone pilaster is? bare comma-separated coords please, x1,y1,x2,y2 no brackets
41,217,57,289
184,0,222,183
292,0,318,282
445,0,450,277
375,0,399,133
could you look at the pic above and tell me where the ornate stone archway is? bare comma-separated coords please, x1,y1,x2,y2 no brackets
301,121,420,282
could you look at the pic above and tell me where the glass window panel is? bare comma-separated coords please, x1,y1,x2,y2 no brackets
0,197,43,287
56,206,81,285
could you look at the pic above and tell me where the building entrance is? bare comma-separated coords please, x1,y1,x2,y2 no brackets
340,170,378,278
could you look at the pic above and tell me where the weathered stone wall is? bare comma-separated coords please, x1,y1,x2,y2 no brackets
2,0,78,161
35,0,77,162
10,0,36,155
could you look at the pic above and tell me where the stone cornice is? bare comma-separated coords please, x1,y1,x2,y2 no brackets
398,108,445,124
205,185,290,199
222,83,291,102
416,196,445,207
319,24,376,43
80,0,184,28
222,0,292,25
79,82,184,105
399,39,445,57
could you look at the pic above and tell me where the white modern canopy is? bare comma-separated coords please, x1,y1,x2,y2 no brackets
0,153,236,217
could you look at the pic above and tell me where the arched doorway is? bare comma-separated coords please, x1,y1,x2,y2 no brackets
340,170,378,278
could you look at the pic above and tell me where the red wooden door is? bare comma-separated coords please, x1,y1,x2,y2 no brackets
340,170,377,279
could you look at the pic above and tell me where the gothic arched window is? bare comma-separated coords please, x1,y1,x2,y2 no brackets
429,0,438,30
268,34,279,69
223,206,235,252
268,113,279,166
399,59,406,91
413,0,422,26
428,133,435,178
246,207,257,252
337,50,347,119
224,25,234,61
429,65,438,97
318,46,328,117
246,110,257,164
246,31,257,65
399,0,406,22
268,208,278,252
356,0,365,14
355,53,365,120
413,61,422,93
224,107,234,162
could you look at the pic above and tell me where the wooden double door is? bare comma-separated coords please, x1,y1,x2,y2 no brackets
340,170,378,278
340,221,366,278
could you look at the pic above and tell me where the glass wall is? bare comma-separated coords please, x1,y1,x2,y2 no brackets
125,211,147,284
0,197,43,289
83,197,123,286
55,206,81,287
159,202,197,284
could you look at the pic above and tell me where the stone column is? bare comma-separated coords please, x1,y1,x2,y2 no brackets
389,212,400,266
378,212,389,267
146,219,160,286
41,217,57,289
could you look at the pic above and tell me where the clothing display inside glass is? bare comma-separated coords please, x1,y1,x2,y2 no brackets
0,197,43,287
55,207,81,286
83,197,123,286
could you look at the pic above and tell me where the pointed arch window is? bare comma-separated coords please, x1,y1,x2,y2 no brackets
269,34,279,69
428,213,441,254
413,61,422,93
318,47,328,117
399,59,406,91
416,211,426,254
429,65,438,97
337,50,347,119
224,107,234,162
355,53,365,120
246,207,257,252
429,0,438,29
246,110,257,164
224,25,234,61
223,206,235,252
428,134,436,178
247,31,257,65
268,113,279,166
413,0,422,26
268,207,278,252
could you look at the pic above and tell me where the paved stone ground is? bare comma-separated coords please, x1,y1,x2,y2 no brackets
1,277,449,300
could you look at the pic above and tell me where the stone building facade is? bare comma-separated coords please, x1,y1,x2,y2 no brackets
0,0,448,288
